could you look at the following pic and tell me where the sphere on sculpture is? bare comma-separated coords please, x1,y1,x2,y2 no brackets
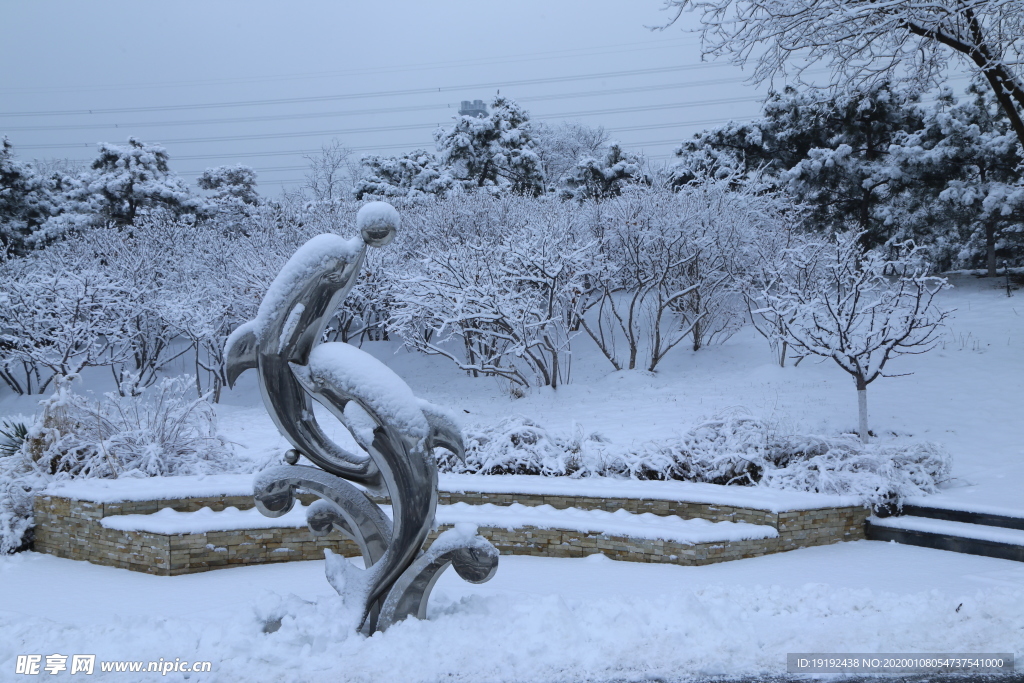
357,201,399,248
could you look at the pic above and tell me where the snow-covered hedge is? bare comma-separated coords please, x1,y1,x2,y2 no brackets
0,375,237,553
437,411,952,506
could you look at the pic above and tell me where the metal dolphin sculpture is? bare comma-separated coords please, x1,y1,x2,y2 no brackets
227,202,498,633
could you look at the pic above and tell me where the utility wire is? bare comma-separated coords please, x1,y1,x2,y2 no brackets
0,36,699,95
2,74,779,133
15,95,763,151
0,64,732,117
166,115,765,164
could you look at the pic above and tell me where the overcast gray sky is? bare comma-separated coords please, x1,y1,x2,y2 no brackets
0,1,966,194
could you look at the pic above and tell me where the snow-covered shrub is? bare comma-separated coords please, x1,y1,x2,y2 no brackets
435,410,951,506
25,375,232,478
761,436,953,504
0,245,133,394
0,376,236,553
632,411,773,484
440,416,585,476
438,412,765,480
390,193,597,388
0,469,36,554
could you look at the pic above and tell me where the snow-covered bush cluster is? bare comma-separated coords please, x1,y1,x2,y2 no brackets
438,411,952,506
23,375,231,478
1,177,786,395
0,375,236,553
0,201,372,399
387,181,787,387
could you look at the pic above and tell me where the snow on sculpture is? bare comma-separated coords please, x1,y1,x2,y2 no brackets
225,201,498,633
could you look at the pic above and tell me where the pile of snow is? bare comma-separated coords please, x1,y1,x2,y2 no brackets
100,500,777,545
438,502,778,544
0,375,238,553
438,411,951,507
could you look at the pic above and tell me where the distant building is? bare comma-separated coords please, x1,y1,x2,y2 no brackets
459,99,488,118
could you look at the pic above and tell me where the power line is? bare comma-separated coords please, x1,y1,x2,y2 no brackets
181,135,715,181
166,115,764,165
0,64,731,118
16,95,764,151
2,74,774,133
0,36,699,95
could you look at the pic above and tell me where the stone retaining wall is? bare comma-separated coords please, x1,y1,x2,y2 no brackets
33,488,868,575
33,495,361,575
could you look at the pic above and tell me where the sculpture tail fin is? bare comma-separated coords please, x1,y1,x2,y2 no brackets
224,322,258,388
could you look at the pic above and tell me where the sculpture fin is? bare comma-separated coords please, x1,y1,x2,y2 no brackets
224,322,259,388
418,399,466,463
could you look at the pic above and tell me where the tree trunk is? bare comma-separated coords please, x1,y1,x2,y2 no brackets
856,378,869,443
986,222,998,277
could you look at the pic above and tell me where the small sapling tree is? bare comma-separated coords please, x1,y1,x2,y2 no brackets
759,232,950,442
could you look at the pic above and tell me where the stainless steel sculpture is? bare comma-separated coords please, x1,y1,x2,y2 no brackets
225,202,498,633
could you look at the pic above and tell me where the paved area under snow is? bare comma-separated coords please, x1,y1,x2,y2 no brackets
2,541,1022,682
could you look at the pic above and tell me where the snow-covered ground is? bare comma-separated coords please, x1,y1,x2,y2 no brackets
1,542,1022,682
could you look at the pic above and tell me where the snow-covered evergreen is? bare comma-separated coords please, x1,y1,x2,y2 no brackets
434,96,545,196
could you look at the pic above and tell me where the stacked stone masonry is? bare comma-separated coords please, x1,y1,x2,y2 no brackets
33,488,869,575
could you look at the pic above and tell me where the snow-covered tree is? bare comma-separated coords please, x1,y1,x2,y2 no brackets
674,84,923,248
434,96,545,196
0,138,59,254
197,165,259,207
755,232,950,442
740,209,804,366
661,0,1024,149
197,165,260,234
533,122,609,192
0,246,132,393
672,120,784,188
782,83,925,248
47,138,205,234
888,83,1024,274
576,194,701,372
389,193,594,389
303,139,357,203
560,142,648,200
575,179,770,371
354,149,452,199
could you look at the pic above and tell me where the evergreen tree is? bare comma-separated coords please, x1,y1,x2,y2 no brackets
782,83,924,248
434,96,545,196
0,138,59,254
672,120,785,187
889,83,1024,273
674,84,924,248
60,138,206,229
197,165,259,234
354,149,452,199
560,142,647,200
197,165,259,206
